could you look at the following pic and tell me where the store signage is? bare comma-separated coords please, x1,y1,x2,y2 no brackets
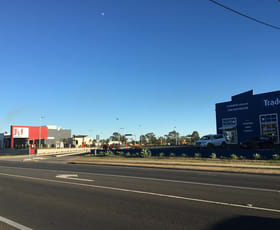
226,102,248,112
242,121,254,133
264,98,280,107
13,127,29,138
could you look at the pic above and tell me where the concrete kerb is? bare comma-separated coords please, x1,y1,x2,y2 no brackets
36,148,93,157
68,159,280,174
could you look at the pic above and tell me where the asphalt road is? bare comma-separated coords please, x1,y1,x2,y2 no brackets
0,156,279,230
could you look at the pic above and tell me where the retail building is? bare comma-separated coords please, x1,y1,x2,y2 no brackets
216,90,280,144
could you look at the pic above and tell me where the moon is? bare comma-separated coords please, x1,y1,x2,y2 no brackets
101,12,105,16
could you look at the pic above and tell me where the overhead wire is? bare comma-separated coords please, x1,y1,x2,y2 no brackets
209,0,280,30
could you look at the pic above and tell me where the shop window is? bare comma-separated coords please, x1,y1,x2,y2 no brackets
259,113,279,144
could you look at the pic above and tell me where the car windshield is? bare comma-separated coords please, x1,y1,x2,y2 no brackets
201,136,211,140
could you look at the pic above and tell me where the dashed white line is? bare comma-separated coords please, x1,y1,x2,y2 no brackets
0,216,32,230
0,165,278,193
82,172,280,193
0,172,279,214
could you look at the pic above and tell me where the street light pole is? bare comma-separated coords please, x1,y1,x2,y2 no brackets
119,127,124,145
116,118,120,144
174,126,177,145
139,125,142,145
39,115,44,148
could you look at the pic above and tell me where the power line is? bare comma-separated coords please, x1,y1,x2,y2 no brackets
209,0,280,30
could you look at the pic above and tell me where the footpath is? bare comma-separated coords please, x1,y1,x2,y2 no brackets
69,157,280,175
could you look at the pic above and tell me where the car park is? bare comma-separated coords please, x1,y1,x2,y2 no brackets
194,134,227,148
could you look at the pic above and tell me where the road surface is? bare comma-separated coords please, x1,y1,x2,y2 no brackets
0,156,279,229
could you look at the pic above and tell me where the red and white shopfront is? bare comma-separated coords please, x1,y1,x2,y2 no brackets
10,125,48,149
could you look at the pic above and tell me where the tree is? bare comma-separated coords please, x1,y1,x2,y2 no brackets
145,133,157,145
191,131,200,143
140,135,147,145
111,132,121,141
167,130,179,145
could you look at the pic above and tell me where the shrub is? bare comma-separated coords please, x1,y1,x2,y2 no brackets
194,153,201,158
135,152,140,157
140,148,152,158
239,155,245,160
210,153,216,159
98,151,104,156
253,153,261,160
105,150,114,156
181,153,187,158
230,154,238,160
125,152,131,157
169,152,176,157
159,152,165,157
117,151,124,156
272,154,280,160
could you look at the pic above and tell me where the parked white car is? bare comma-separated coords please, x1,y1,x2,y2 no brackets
194,134,227,148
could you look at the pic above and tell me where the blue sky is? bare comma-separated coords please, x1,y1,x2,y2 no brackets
1,0,280,139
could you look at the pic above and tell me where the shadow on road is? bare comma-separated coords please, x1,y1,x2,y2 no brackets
208,215,280,230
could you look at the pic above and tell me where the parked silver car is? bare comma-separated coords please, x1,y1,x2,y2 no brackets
194,134,227,148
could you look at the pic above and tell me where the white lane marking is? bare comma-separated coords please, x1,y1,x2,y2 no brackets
23,157,45,162
83,172,280,193
56,174,94,182
0,165,278,193
0,172,279,214
0,216,32,230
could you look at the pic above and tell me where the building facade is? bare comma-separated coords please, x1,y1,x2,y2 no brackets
10,125,48,149
6,125,71,149
46,126,72,148
216,90,280,145
72,135,92,148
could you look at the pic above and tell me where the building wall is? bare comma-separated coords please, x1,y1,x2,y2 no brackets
0,133,4,149
73,137,92,147
46,128,72,147
10,125,48,148
216,90,280,144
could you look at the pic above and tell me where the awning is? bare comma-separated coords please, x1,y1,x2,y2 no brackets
218,125,236,130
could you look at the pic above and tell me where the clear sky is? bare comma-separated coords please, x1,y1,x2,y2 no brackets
1,0,280,139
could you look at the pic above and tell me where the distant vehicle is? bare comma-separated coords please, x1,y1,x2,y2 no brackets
194,134,227,148
240,136,274,149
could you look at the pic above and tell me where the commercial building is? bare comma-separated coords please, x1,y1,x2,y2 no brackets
46,126,72,148
4,125,71,149
72,135,93,148
216,90,280,145
10,125,48,149
0,133,4,150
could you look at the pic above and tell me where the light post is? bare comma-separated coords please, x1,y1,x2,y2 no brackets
174,126,177,145
139,125,142,145
119,127,124,145
39,115,44,148
116,118,120,143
